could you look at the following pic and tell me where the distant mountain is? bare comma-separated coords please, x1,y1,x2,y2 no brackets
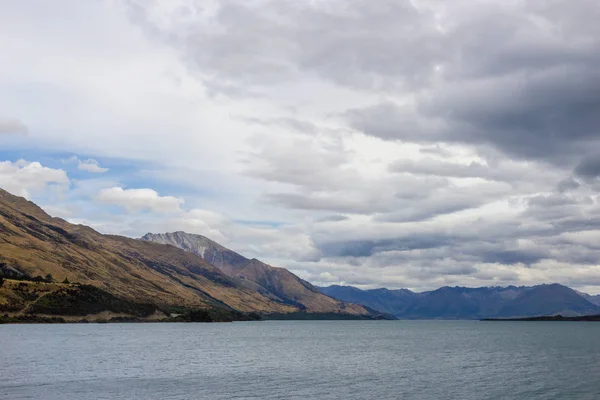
319,285,421,316
577,291,600,306
319,284,600,319
4,186,595,322
0,188,375,321
141,232,373,315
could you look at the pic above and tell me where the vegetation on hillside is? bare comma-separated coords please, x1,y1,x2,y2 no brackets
26,285,157,316
0,188,298,315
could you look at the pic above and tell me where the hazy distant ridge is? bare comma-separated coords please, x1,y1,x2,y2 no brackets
319,284,600,319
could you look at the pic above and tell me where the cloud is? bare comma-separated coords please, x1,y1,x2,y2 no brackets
338,0,600,170
0,160,69,198
96,187,184,213
0,118,28,135
126,0,442,91
77,159,109,173
3,0,600,292
131,0,599,171
316,215,350,223
574,155,600,180
62,156,109,173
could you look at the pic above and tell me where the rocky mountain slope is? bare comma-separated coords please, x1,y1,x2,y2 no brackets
141,231,369,315
320,284,600,319
0,188,374,320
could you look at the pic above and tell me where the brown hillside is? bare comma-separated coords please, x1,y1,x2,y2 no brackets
0,188,295,313
141,232,369,315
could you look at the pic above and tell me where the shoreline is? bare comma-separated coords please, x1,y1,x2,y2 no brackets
482,315,600,322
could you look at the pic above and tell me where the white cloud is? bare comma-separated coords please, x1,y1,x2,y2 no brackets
77,159,108,173
96,187,184,213
62,156,108,173
0,160,69,198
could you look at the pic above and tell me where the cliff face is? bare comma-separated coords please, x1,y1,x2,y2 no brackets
141,231,370,315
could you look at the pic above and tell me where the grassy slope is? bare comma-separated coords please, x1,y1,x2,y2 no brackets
0,279,263,323
0,189,296,314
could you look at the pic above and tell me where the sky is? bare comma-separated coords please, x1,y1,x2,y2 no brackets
1,0,600,293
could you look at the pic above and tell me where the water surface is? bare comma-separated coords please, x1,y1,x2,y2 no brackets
1,321,599,399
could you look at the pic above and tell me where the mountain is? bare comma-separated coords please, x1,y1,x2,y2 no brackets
140,231,370,315
577,291,600,306
319,284,600,319
4,186,594,322
0,188,374,321
319,285,421,316
495,284,600,318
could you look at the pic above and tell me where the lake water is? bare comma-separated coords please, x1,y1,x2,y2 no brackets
1,321,600,399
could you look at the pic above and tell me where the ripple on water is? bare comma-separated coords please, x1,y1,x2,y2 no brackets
1,321,600,400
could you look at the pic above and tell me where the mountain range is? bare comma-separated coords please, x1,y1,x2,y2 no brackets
319,284,600,319
2,186,600,322
140,231,371,315
0,188,376,322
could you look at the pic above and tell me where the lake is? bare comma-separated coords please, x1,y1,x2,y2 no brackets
1,321,600,399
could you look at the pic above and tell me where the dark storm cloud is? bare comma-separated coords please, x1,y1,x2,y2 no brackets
418,68,600,163
574,155,600,179
342,0,600,167
347,65,600,165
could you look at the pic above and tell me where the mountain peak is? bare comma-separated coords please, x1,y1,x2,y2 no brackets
141,231,372,315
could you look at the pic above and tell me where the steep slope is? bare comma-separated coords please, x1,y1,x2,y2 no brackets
320,284,600,319
141,232,370,315
0,188,297,314
140,232,249,276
